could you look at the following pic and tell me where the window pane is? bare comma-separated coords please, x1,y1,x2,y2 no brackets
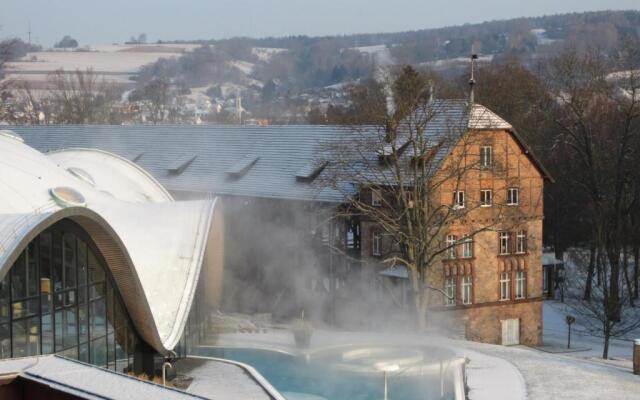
39,231,52,293
77,240,88,287
0,276,10,324
79,342,89,363
27,243,39,298
79,304,89,344
12,319,27,357
52,231,63,292
90,336,107,366
63,233,76,290
11,254,26,300
0,323,10,359
12,298,39,319
88,250,104,283
90,300,106,339
89,283,106,301
63,308,78,350
42,313,53,354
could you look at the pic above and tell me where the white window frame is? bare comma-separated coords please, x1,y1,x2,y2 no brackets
445,277,457,306
507,187,519,206
462,275,473,305
499,231,511,255
480,145,493,168
461,235,473,258
446,235,457,259
372,232,382,256
515,271,526,299
453,191,465,210
480,189,493,207
500,272,511,301
371,188,382,207
516,230,527,254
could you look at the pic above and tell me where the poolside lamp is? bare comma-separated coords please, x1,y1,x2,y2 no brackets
375,363,399,400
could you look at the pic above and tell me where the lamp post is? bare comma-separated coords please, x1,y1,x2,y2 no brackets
566,315,575,349
375,363,399,400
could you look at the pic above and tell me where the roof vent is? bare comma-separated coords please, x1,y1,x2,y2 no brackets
168,155,197,175
0,130,24,143
50,187,86,207
226,155,259,179
296,160,328,182
67,167,96,187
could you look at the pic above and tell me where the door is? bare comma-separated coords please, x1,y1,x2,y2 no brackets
501,318,520,346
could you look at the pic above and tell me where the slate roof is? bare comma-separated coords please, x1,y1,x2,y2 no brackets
11,100,550,204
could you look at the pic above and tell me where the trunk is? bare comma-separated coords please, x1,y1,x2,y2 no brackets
634,244,639,300
584,243,596,301
603,324,611,359
622,246,634,307
417,292,429,331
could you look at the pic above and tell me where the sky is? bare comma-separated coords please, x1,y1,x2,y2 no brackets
1,0,639,47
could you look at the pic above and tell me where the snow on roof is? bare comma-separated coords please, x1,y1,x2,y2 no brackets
468,104,512,130
0,355,206,400
0,133,219,354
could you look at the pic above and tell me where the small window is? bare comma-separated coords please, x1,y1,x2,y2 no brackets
445,277,456,306
480,146,492,168
372,232,382,256
462,276,473,305
480,189,492,207
507,188,519,206
446,235,457,259
500,272,511,301
515,271,526,299
499,232,510,255
516,230,527,254
371,189,382,207
461,235,473,258
452,191,465,209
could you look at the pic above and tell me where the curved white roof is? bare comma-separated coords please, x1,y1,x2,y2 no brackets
0,130,218,354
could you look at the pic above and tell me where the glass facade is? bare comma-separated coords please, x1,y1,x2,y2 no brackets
0,220,141,373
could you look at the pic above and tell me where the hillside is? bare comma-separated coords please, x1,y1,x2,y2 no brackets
133,10,639,122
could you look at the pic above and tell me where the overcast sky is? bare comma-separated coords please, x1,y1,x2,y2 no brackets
1,0,638,47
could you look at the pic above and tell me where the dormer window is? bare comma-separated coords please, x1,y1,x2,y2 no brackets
371,189,382,207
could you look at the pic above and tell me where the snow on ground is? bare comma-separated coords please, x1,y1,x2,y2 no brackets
252,47,288,62
420,55,494,69
229,60,256,75
530,29,558,45
350,45,394,66
204,313,640,400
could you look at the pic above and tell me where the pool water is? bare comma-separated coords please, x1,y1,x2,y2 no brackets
193,346,456,400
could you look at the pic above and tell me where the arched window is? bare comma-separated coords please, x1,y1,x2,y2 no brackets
0,220,142,373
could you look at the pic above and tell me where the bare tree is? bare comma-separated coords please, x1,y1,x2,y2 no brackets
323,66,522,329
129,78,172,124
543,45,640,357
47,68,121,124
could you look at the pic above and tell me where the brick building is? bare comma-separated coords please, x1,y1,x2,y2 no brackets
13,100,551,346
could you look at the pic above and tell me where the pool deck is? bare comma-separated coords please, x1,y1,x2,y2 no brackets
175,357,278,400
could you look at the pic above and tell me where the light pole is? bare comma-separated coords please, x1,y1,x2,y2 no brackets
375,363,399,400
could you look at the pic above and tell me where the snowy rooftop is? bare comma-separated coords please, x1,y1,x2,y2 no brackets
0,132,220,354
0,355,206,400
